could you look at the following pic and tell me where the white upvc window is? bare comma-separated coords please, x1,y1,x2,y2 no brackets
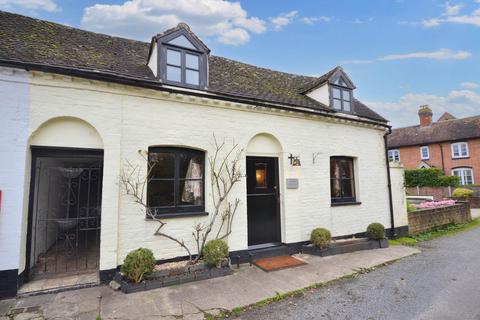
388,149,400,162
420,146,430,160
452,167,474,185
451,142,469,159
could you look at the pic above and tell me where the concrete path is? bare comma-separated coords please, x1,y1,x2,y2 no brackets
238,226,480,320
0,246,418,320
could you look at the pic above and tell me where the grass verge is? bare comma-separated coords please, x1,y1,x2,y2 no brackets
389,218,480,246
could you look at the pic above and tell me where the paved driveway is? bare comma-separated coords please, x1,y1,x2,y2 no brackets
238,226,480,320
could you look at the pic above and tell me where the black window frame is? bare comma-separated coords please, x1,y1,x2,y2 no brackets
330,85,353,113
330,156,357,204
147,147,206,217
163,46,203,88
157,30,208,90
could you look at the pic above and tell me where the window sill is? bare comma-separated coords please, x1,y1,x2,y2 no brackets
452,157,470,160
146,211,209,219
331,201,362,207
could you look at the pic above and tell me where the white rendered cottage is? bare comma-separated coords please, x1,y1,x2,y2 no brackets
0,11,408,297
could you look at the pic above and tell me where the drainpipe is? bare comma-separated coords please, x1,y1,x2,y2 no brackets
384,127,396,238
439,143,445,173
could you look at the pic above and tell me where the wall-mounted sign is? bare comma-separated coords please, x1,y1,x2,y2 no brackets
286,178,299,189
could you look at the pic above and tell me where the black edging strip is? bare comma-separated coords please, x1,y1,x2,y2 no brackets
0,59,390,128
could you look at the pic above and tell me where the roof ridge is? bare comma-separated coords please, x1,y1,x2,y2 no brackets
393,114,480,130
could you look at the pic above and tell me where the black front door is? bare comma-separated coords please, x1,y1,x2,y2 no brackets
246,156,281,246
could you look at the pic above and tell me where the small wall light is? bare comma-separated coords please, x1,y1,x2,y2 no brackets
288,154,301,166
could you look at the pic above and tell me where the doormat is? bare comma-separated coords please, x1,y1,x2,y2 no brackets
253,255,306,272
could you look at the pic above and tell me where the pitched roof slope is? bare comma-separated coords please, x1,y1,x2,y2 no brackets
0,10,386,122
388,115,480,148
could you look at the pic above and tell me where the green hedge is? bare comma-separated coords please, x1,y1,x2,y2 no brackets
405,168,459,187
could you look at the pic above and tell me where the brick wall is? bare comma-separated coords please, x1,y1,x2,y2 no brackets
395,139,480,183
406,186,452,200
408,202,471,235
406,186,480,208
452,197,480,208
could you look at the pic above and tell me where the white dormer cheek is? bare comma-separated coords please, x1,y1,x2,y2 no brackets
306,83,329,105
148,41,158,77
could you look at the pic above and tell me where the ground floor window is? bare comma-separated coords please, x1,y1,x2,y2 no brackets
452,167,474,185
330,157,356,203
147,147,205,215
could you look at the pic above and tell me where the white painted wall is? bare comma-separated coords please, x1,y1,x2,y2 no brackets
390,162,408,228
7,71,399,274
30,117,103,149
306,83,329,106
0,67,30,271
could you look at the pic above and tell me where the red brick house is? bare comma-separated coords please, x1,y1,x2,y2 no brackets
387,105,480,185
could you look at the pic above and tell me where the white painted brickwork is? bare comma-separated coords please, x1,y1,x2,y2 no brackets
0,70,408,273
0,67,30,271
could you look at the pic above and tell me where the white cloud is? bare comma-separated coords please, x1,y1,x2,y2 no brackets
0,0,58,12
270,10,298,31
344,49,472,65
301,16,331,25
352,17,374,24
378,48,472,61
366,90,480,127
423,3,480,27
443,2,463,16
81,0,266,46
461,82,480,89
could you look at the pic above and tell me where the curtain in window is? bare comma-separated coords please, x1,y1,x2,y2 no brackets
182,159,202,203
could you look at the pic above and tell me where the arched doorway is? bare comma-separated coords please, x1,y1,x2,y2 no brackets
25,117,104,281
246,134,283,248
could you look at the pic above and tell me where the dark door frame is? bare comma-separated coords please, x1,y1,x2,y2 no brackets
246,156,281,248
24,146,104,283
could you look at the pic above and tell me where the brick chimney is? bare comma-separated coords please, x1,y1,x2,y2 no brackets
418,105,433,127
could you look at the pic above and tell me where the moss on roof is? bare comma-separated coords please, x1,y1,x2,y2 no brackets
0,10,387,122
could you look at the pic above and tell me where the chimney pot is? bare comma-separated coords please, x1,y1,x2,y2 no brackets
418,105,433,127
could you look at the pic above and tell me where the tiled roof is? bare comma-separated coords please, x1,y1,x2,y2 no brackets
388,115,480,148
0,10,387,123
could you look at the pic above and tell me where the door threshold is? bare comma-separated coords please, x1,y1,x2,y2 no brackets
18,271,99,297
248,242,283,250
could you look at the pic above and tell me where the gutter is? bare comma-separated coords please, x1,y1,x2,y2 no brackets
384,127,396,238
0,59,390,128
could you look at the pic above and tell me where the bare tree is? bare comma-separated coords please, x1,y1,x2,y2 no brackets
192,135,243,263
120,150,193,261
120,135,243,265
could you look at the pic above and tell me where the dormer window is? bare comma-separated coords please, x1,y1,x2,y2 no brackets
165,48,201,85
328,69,356,113
148,23,210,90
331,87,352,112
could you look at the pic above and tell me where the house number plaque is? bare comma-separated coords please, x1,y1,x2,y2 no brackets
286,178,299,189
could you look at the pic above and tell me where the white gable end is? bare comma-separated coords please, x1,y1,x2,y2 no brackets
306,83,329,106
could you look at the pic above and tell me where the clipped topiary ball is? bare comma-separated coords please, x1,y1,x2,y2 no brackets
121,248,156,283
203,239,229,267
310,228,332,248
366,223,385,240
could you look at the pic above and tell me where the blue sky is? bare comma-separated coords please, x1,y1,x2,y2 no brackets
2,0,480,127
